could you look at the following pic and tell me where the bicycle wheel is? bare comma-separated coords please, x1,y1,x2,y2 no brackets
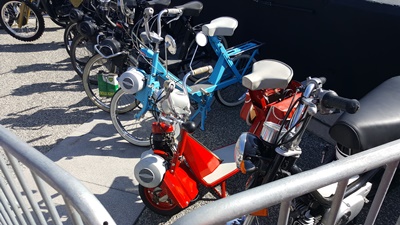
0,0,45,42
216,54,256,107
70,33,96,78
63,22,78,56
82,54,135,112
110,89,158,147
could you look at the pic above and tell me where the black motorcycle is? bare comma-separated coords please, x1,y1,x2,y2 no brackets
0,0,84,41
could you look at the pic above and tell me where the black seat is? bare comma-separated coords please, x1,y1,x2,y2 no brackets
329,76,400,154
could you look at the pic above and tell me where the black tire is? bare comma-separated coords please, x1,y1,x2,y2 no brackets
110,88,158,147
216,54,256,107
63,22,78,56
0,0,45,42
70,33,96,78
138,184,182,216
50,17,68,28
82,54,136,112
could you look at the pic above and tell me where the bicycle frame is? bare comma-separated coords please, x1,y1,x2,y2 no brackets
131,33,262,130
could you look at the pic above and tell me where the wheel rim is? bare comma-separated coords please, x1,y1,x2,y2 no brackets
110,89,157,146
72,35,96,75
1,1,40,38
142,186,178,211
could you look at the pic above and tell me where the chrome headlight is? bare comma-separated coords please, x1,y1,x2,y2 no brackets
234,132,264,174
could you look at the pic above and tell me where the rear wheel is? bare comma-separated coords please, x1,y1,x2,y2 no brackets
0,0,45,42
110,89,157,147
139,184,182,216
216,54,256,107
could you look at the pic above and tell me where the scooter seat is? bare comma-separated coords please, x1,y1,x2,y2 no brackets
329,76,400,154
202,17,238,37
242,59,293,91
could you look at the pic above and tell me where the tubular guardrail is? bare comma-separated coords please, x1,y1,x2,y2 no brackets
173,138,400,225
0,125,116,225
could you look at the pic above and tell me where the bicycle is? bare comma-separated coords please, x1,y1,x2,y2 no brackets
81,0,227,113
109,4,263,146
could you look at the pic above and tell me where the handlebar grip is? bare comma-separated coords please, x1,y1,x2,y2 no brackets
167,8,182,15
321,91,360,114
192,66,213,76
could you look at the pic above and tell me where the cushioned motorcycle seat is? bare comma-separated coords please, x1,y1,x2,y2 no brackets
329,76,400,153
242,59,293,90
202,17,238,37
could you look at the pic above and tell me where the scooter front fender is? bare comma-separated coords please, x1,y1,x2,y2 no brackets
163,167,198,209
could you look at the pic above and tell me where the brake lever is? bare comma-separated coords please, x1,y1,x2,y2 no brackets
165,13,182,25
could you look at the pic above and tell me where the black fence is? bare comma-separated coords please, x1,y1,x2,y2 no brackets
172,0,400,99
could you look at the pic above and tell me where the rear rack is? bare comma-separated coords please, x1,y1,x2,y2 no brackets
226,39,264,58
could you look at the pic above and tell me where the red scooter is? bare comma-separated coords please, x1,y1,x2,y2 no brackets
239,59,301,137
134,66,239,216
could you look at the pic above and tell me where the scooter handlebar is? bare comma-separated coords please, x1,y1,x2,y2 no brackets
321,91,360,114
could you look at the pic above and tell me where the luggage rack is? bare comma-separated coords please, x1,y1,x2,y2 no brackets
226,40,264,58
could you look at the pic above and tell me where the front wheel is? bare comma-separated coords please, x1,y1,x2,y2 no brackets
63,22,78,56
139,184,182,216
70,33,96,78
82,54,136,112
216,54,256,107
0,0,45,42
110,89,158,146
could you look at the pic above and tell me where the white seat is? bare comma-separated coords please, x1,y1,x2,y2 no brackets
242,59,293,90
202,17,238,37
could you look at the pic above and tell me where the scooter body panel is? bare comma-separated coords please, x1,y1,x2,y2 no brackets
163,166,198,208
201,144,239,187
181,132,222,178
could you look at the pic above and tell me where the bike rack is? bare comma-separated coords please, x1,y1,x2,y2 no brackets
173,138,400,225
0,125,116,225
226,40,264,58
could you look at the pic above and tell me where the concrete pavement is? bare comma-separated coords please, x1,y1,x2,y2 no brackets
45,111,146,225
1,16,398,225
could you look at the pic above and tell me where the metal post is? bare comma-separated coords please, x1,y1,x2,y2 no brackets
364,161,399,225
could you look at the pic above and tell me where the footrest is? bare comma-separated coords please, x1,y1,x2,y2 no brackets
226,39,264,58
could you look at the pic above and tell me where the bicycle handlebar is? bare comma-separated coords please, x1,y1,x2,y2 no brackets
321,91,360,114
166,8,182,16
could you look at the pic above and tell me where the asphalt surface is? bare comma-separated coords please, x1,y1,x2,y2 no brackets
1,17,399,225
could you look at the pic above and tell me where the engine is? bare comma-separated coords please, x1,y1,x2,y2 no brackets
134,150,167,188
290,182,372,225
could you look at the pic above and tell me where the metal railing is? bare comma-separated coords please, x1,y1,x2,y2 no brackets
0,125,116,225
173,138,400,225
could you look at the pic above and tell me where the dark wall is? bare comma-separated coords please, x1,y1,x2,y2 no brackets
172,0,400,99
